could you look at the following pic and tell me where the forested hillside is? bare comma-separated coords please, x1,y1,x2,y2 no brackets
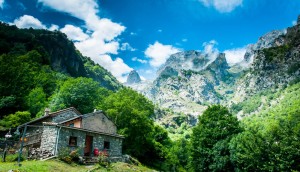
0,23,175,170
0,22,121,117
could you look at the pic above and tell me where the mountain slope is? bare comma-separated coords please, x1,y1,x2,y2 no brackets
127,17,300,123
0,22,121,90
0,22,121,116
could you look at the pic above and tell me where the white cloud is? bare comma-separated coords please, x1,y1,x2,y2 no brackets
75,37,119,56
38,0,98,22
145,41,180,67
39,0,125,41
0,0,4,8
92,55,132,83
60,25,89,41
130,32,137,36
145,70,153,74
140,75,146,81
38,0,131,82
292,20,297,26
224,47,246,64
201,40,246,65
202,40,219,60
158,29,162,32
121,42,136,51
49,24,59,31
199,0,242,13
13,15,59,31
13,15,46,29
182,38,188,42
132,57,147,64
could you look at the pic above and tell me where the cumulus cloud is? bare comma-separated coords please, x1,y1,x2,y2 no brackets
224,47,246,64
38,0,98,22
12,15,60,31
202,40,246,65
145,70,153,74
60,25,89,41
199,0,242,13
49,24,59,31
140,75,146,81
145,41,180,67
38,0,131,82
91,55,132,82
182,38,188,42
292,20,297,26
13,15,46,29
0,0,4,8
75,37,119,56
132,57,147,64
121,42,136,51
202,40,219,61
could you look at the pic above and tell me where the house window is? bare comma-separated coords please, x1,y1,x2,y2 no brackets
104,141,110,150
69,123,74,127
69,136,77,146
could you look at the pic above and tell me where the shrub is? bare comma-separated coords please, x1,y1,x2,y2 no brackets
98,150,110,167
58,147,72,164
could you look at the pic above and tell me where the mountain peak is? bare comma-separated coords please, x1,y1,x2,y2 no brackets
126,70,142,84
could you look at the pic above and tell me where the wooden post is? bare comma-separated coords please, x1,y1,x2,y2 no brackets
2,138,7,162
17,125,27,167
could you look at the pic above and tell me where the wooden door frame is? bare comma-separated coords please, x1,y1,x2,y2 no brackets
84,135,93,157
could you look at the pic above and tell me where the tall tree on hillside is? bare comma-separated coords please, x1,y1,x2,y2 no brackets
98,88,171,168
49,77,108,114
230,83,300,171
191,105,241,172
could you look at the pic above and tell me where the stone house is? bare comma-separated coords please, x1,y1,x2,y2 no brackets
18,107,124,159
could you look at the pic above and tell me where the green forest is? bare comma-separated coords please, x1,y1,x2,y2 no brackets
0,23,300,171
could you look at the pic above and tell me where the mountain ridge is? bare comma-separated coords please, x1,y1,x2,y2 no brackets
0,22,122,91
127,19,300,122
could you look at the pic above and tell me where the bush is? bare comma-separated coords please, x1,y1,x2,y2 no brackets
98,150,110,167
58,146,83,164
263,44,289,62
58,147,73,164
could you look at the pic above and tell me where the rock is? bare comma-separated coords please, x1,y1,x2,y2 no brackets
134,50,226,116
241,30,285,65
126,70,141,84
128,16,300,125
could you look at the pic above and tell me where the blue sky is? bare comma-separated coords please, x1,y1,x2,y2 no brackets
0,0,299,81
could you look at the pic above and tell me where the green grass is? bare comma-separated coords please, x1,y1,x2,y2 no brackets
94,162,156,172
0,160,91,172
0,160,156,172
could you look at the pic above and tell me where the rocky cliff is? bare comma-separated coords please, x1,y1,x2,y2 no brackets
126,70,142,84
127,16,300,120
231,20,300,111
130,51,231,116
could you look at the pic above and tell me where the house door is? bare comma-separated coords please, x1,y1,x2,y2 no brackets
84,135,93,156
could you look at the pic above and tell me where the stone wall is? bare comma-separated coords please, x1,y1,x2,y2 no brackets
82,111,117,134
93,135,123,157
52,111,81,123
25,125,44,137
57,127,86,155
56,127,122,157
40,126,58,156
